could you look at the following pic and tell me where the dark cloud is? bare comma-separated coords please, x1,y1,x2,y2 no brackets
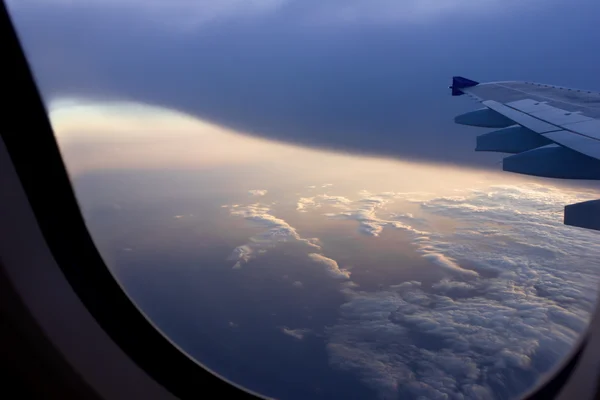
7,0,600,167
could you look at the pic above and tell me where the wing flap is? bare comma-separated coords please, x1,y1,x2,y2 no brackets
562,119,600,141
503,144,600,180
543,130,600,160
528,109,592,126
482,100,562,134
475,126,552,154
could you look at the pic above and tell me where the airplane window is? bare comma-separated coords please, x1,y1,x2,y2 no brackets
6,0,600,399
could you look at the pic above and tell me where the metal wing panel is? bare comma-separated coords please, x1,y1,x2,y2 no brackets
543,131,600,160
479,99,600,159
462,81,600,118
451,76,600,231
562,119,600,141
482,100,562,134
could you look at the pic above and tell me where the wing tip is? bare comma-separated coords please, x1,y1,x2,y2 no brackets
450,76,479,96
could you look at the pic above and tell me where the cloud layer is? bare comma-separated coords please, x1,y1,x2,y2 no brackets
226,203,320,268
224,182,599,398
226,202,351,280
320,184,600,399
10,0,600,169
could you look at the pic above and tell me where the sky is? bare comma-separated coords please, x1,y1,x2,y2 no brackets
61,102,600,398
8,2,600,398
66,118,600,399
7,0,600,168
44,79,600,400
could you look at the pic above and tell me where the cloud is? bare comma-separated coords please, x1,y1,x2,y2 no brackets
227,245,254,269
323,183,600,399
316,194,351,206
421,253,479,279
173,214,193,219
11,0,599,170
225,203,320,268
226,200,352,283
280,326,311,340
300,191,402,237
301,190,483,284
298,194,352,212
292,280,304,288
308,253,351,280
296,197,317,212
248,189,268,196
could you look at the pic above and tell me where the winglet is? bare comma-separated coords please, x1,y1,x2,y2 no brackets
450,76,479,96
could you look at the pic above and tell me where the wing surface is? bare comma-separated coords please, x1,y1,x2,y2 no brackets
450,77,600,231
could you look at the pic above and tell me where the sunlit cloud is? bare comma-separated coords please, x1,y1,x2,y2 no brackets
53,97,600,399
248,189,268,196
325,183,600,399
421,253,479,278
50,100,596,201
48,101,312,176
296,197,317,212
225,203,320,269
299,190,426,237
308,253,351,280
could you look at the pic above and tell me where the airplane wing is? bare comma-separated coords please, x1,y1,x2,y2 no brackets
450,76,600,232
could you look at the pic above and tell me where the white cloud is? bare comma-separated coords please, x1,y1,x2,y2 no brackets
173,214,194,219
281,326,311,340
323,183,600,399
226,201,352,282
227,245,254,269
296,197,317,212
297,194,353,212
225,203,320,268
316,194,352,206
248,189,268,196
300,190,403,237
308,253,351,280
420,253,479,279
292,281,304,288
225,183,599,397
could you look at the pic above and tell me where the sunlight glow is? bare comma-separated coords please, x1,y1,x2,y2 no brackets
50,100,596,206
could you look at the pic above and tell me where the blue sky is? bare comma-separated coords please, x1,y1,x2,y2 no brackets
8,0,600,167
